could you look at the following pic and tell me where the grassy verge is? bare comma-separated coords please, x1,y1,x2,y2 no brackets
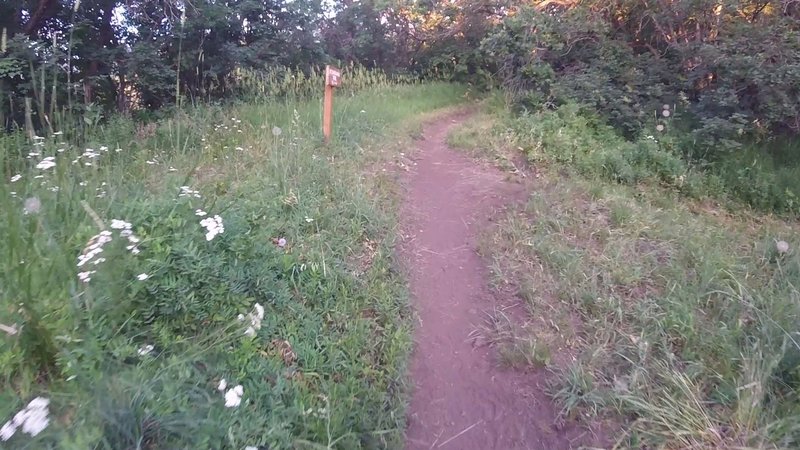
449,102,800,448
1,79,467,449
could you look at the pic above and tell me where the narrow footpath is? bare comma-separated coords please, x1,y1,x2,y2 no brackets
400,113,576,450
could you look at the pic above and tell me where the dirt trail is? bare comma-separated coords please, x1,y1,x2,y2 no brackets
400,113,575,450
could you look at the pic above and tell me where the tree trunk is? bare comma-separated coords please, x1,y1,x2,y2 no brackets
24,0,58,38
83,2,116,104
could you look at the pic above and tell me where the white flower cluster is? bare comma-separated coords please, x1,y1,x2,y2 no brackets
0,397,50,441
71,147,106,167
35,157,56,170
77,219,142,283
217,379,244,408
302,406,328,418
179,186,202,198
200,215,224,241
137,344,154,356
77,230,112,283
110,219,142,254
238,303,265,337
10,174,21,183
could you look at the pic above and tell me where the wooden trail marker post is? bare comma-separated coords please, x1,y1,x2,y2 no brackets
323,65,341,143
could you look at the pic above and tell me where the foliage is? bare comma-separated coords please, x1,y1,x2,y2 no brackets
0,75,467,448
482,1,800,156
449,108,800,448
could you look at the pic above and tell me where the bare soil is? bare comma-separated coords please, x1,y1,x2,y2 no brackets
400,113,587,449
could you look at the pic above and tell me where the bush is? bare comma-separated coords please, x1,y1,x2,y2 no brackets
506,101,800,217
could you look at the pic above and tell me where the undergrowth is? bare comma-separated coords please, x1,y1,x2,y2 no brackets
449,99,800,448
0,74,467,448
451,96,800,218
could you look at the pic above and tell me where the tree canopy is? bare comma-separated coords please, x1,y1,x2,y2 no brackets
3,0,800,150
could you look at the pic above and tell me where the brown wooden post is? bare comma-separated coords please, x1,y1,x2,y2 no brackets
323,65,340,143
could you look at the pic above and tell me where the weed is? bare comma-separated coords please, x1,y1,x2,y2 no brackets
449,102,800,447
0,76,467,447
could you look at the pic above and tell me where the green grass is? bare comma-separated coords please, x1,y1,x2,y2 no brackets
0,76,468,449
449,102,800,448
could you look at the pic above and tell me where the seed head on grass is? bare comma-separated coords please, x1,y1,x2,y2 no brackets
23,197,41,215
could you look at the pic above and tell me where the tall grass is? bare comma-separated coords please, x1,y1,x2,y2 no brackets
449,102,800,449
491,99,800,218
0,72,467,448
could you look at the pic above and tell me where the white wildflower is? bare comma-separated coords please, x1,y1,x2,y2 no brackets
81,149,100,159
200,215,224,241
137,344,154,356
77,271,95,283
662,109,671,118
53,131,63,136
277,238,287,248
10,174,21,183
36,157,56,170
179,186,202,198
224,385,243,408
240,303,265,337
146,160,157,165
137,273,149,281
272,126,282,137
217,379,227,392
663,104,670,110
168,167,177,172
304,216,314,223
777,240,790,254
77,231,113,267
0,421,15,441
1,397,50,441
195,209,207,217
110,219,132,230
656,124,665,132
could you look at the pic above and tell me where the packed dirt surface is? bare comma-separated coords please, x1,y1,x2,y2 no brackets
400,113,582,450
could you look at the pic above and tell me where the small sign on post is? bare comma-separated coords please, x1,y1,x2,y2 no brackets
323,65,341,143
